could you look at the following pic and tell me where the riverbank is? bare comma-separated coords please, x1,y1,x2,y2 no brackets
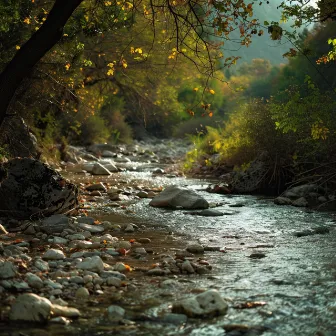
1,140,336,336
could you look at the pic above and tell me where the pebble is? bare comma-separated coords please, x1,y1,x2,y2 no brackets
160,279,181,289
172,290,228,318
13,281,30,290
138,238,151,244
77,223,105,233
51,298,68,306
106,277,122,287
50,316,70,325
0,261,17,279
124,224,135,233
77,256,104,273
117,241,132,249
44,279,63,289
249,252,266,259
70,276,84,284
137,191,148,198
186,244,204,254
107,305,125,321
71,251,84,258
181,260,195,274
75,287,90,300
100,270,126,280
134,247,147,254
53,237,69,245
147,268,166,276
34,259,49,272
86,183,107,192
114,263,128,272
77,241,94,249
52,304,81,318
24,225,36,235
26,273,43,289
67,234,86,241
100,234,118,242
42,249,66,260
83,275,93,284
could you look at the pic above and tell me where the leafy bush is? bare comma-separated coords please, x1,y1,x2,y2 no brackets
78,115,110,145
100,95,133,144
107,110,133,144
174,117,223,138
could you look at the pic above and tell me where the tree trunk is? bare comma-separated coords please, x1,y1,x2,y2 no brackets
0,0,83,128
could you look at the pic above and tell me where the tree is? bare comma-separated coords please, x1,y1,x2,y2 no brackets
0,0,83,127
0,0,335,131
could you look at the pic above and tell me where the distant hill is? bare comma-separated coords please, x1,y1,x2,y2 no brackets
221,1,297,67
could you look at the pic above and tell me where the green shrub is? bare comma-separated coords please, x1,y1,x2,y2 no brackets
100,95,133,144
107,110,133,144
174,117,223,138
79,115,110,145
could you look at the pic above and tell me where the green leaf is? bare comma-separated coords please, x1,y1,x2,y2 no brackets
264,21,269,26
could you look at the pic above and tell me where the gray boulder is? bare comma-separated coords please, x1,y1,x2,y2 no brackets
40,214,69,234
77,256,104,273
274,197,292,205
284,184,323,198
292,197,308,207
149,186,209,209
0,158,78,219
0,261,17,279
0,116,40,159
9,293,52,323
91,163,112,175
172,290,228,318
103,163,119,172
42,249,66,260
107,305,125,322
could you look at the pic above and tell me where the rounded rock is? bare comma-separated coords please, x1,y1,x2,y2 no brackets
42,249,65,260
9,293,52,323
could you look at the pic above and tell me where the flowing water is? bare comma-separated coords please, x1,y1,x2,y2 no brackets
2,149,336,336
104,173,336,336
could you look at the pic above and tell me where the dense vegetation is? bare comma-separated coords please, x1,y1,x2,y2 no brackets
0,0,335,192
185,21,336,192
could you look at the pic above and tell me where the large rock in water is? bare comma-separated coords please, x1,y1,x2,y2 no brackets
172,290,228,318
149,186,209,209
0,158,78,219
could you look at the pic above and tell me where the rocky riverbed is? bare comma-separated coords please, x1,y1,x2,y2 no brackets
1,139,336,336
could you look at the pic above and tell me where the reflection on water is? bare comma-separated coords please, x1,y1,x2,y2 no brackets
106,173,336,335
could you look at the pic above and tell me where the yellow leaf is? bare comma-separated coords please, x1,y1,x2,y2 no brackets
209,89,215,94
23,17,30,24
15,45,20,50
135,48,143,54
193,87,199,91
107,69,114,76
65,63,71,70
